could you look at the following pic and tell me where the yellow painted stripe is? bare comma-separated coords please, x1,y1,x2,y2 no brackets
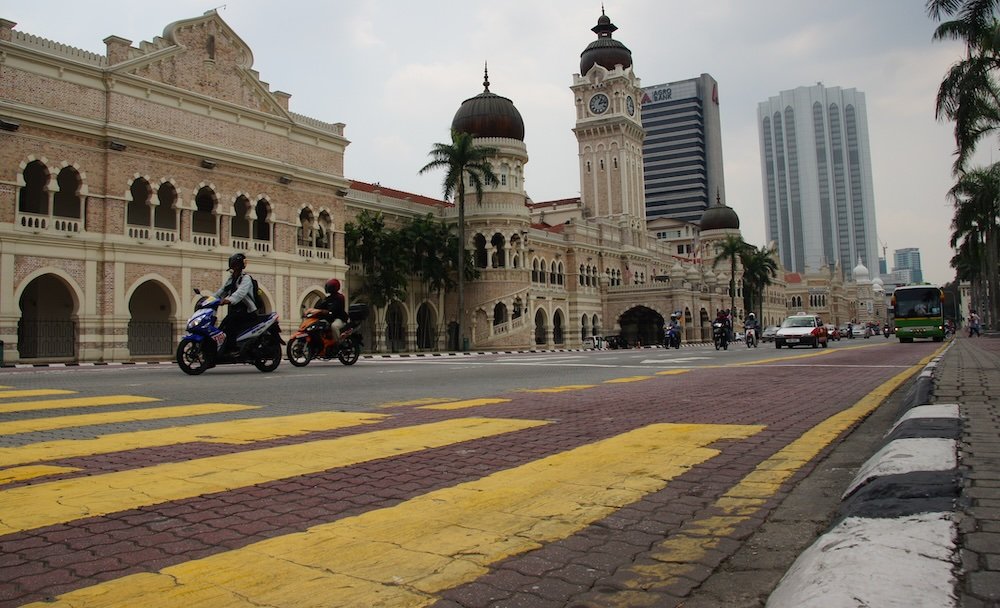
522,385,597,393
0,395,160,414
0,403,257,436
0,465,79,485
0,389,76,399
0,412,387,468
604,376,654,383
0,417,546,536
655,369,691,376
605,348,943,600
25,422,762,608
418,398,511,410
379,398,455,408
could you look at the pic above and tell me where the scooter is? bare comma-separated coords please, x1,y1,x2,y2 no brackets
745,328,758,348
883,325,891,338
664,325,681,349
713,321,729,350
176,290,284,375
286,303,367,367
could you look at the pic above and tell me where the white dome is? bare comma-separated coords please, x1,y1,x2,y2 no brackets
852,257,870,282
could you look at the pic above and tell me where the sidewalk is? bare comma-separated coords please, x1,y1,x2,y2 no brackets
938,334,1000,606
765,334,1000,607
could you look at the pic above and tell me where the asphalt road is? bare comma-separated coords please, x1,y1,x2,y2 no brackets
0,337,942,607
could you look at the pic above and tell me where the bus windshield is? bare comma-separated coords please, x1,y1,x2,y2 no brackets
894,287,942,319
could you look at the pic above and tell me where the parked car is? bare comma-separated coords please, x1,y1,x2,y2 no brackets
839,325,852,339
761,326,780,342
775,313,829,349
852,324,869,338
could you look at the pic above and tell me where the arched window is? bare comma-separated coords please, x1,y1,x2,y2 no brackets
474,234,488,269
127,178,152,226
231,196,251,239
192,187,217,235
493,302,508,326
316,211,333,249
491,233,506,268
254,199,271,243
19,160,49,215
298,208,315,247
53,166,81,219
550,260,558,284
154,183,177,230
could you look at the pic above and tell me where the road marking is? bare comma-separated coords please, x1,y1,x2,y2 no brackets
26,422,763,608
522,385,597,393
654,369,691,376
641,357,711,364
0,403,257,436
0,417,546,536
0,412,387,468
418,398,511,410
0,464,79,485
0,389,76,399
604,376,654,383
603,349,941,602
0,394,160,414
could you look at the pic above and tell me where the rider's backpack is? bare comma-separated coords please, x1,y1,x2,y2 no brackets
248,275,265,312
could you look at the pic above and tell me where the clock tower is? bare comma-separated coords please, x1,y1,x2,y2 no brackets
571,10,647,245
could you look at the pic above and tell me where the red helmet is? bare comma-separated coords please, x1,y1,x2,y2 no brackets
325,278,341,294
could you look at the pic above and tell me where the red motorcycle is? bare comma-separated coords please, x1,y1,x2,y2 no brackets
286,303,367,367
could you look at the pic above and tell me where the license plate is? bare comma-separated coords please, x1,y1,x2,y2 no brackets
786,338,800,343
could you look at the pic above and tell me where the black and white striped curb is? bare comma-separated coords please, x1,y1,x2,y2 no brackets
767,354,961,607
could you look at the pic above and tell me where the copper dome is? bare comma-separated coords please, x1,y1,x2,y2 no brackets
451,68,525,141
579,11,632,74
700,195,740,231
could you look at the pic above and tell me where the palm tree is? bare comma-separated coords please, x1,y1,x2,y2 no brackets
947,162,1000,326
712,235,750,318
740,245,780,324
929,0,1000,173
419,130,498,350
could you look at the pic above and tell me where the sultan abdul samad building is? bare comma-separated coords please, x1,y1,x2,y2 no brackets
0,10,870,364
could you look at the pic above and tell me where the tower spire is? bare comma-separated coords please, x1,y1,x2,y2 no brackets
483,62,490,92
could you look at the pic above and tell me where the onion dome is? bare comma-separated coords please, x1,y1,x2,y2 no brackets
451,65,525,141
699,192,740,231
853,257,870,282
579,9,632,74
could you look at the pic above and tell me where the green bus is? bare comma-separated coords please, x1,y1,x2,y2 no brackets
891,285,945,342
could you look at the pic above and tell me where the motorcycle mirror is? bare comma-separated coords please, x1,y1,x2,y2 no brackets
193,288,202,295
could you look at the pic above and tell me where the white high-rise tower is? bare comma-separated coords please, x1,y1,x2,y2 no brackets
757,84,879,278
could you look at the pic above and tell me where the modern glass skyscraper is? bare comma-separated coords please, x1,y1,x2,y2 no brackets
757,84,879,277
641,73,726,223
893,247,924,284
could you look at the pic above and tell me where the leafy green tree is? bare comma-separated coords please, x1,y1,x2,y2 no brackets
947,162,1000,325
712,235,750,317
419,130,498,348
740,244,780,323
344,209,408,310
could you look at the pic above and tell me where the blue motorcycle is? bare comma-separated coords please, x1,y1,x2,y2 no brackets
665,324,681,349
176,290,283,375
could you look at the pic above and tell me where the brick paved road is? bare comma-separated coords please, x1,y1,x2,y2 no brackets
0,342,943,607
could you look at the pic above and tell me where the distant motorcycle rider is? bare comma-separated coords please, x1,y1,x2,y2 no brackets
315,278,349,345
745,312,759,339
213,253,257,353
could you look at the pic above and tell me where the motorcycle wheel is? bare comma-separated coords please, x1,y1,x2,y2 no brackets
286,336,313,367
254,341,282,372
176,338,209,375
338,342,361,366
715,339,721,351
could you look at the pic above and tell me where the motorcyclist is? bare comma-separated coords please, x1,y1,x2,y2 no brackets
714,309,730,346
213,253,257,353
665,312,681,347
314,278,349,345
745,312,759,341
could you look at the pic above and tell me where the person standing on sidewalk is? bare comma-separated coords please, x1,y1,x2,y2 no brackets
968,309,982,337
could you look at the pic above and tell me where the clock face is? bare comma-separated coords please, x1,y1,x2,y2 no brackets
589,93,609,115
626,95,635,116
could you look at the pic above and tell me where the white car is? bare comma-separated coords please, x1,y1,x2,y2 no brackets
775,313,829,349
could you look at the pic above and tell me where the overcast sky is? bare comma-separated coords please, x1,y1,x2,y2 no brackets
3,0,984,285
